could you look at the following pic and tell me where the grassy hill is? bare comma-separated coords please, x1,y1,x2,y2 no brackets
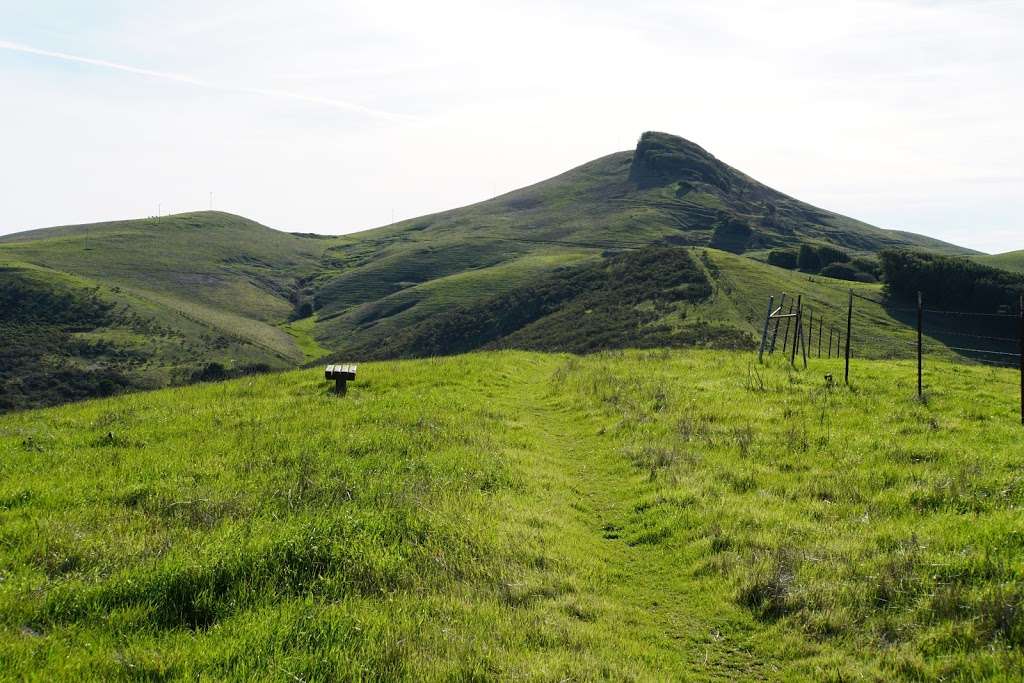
0,133,980,412
311,132,973,354
338,246,967,365
977,250,1024,275
0,212,345,409
1,349,1021,679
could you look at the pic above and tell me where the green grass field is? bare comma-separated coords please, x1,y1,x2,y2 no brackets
1,349,1021,680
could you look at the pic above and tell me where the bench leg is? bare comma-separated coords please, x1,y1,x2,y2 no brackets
335,378,347,395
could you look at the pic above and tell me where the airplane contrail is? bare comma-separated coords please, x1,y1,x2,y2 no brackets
0,39,413,122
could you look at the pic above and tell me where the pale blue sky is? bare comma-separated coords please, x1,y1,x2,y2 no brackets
1,0,1021,253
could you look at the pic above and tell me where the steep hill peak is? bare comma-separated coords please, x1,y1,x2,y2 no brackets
629,131,735,191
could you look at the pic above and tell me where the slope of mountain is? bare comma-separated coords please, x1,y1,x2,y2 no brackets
312,132,973,352
0,212,345,409
976,250,1024,274
339,245,962,364
0,132,977,411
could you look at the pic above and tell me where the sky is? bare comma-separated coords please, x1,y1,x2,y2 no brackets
0,0,1021,253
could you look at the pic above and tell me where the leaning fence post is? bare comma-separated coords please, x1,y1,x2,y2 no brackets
782,302,794,353
917,291,923,399
770,293,787,354
844,290,853,385
758,295,774,364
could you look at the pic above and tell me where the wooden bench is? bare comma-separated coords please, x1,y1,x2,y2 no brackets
325,364,357,395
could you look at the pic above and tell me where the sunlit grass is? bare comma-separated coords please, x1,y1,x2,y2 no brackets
1,350,1021,679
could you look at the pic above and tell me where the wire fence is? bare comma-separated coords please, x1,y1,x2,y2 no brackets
757,288,1024,425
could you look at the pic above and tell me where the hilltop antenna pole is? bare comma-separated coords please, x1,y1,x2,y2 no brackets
158,203,161,222
844,290,853,385
209,192,213,210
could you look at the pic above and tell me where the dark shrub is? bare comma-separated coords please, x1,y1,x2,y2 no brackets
820,263,860,281
816,245,850,268
767,250,798,270
191,363,229,383
851,256,881,278
290,301,314,320
880,249,1024,312
798,245,821,272
710,221,752,253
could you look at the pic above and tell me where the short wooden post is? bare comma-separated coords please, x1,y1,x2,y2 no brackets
335,377,347,395
770,293,786,354
817,318,823,358
917,291,923,399
844,290,853,385
758,295,775,364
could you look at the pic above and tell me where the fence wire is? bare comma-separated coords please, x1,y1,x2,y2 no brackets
757,288,1023,423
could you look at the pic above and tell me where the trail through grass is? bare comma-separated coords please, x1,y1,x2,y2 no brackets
1,350,1022,679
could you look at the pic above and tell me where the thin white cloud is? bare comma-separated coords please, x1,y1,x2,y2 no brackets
0,39,412,122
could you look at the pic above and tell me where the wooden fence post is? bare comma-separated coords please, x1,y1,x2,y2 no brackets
844,290,853,385
758,295,774,364
807,308,813,356
818,318,823,358
800,305,809,369
1019,294,1023,425
828,326,833,358
917,291,923,399
782,302,794,353
770,293,786,354
791,295,802,366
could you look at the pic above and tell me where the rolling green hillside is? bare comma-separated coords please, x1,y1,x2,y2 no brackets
312,132,973,353
1,350,1022,679
0,132,979,412
0,213,346,409
977,250,1024,275
338,246,964,365
0,211,330,323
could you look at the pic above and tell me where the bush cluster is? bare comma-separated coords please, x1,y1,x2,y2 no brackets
880,249,1024,312
767,244,879,283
